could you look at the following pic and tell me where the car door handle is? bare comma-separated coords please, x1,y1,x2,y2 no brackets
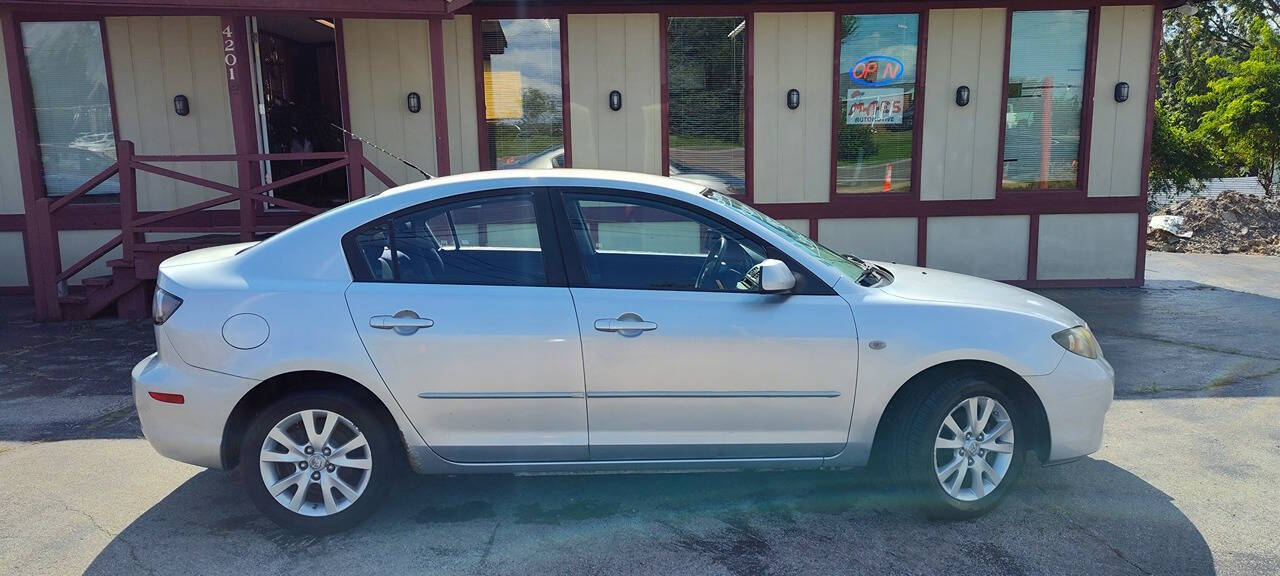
594,314,657,335
370,311,434,335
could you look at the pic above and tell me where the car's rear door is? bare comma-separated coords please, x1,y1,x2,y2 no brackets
552,188,859,461
344,188,588,462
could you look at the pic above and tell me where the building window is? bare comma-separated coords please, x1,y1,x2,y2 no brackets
1002,10,1089,191
479,19,564,170
666,17,747,195
21,21,118,200
835,14,919,194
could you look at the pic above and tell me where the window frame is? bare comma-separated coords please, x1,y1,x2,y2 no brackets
472,15,572,172
995,7,1099,199
547,186,835,296
661,12,752,200
827,8,928,204
341,187,568,287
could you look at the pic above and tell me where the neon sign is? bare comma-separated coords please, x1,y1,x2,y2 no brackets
849,55,904,87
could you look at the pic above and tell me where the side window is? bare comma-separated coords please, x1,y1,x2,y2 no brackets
350,192,548,286
563,192,767,292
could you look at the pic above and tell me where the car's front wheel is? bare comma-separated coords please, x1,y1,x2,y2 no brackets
240,391,395,533
886,374,1028,518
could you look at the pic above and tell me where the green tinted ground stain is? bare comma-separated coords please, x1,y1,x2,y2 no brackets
513,500,620,524
415,500,495,524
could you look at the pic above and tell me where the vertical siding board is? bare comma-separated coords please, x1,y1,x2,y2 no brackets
919,9,952,201
189,16,236,191
129,18,176,210
342,20,377,192
774,14,806,202
399,20,436,177
970,8,1004,199
444,16,479,174
1111,5,1152,198
803,12,833,203
597,15,627,169
1089,6,1124,197
367,20,407,186
159,16,203,209
945,9,981,200
567,15,598,169
625,14,660,174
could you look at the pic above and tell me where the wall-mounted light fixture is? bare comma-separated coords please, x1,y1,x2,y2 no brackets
786,89,800,110
609,90,622,111
955,86,970,107
1114,82,1130,103
407,92,421,114
173,95,190,116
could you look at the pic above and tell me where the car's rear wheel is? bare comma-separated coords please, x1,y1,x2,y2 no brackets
886,373,1028,518
240,391,395,533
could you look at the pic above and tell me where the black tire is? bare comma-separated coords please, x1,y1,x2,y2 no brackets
880,372,1028,519
239,391,397,534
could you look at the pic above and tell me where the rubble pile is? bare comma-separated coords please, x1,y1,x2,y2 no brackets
1148,190,1280,255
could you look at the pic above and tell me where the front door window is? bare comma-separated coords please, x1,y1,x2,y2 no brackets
20,21,118,201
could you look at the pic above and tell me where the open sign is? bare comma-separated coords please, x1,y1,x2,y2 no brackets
849,55,905,87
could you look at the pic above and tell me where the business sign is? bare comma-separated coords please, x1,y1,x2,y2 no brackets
484,70,524,120
847,88,904,125
849,55,904,87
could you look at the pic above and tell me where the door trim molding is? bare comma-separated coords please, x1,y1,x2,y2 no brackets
586,390,840,398
417,391,585,399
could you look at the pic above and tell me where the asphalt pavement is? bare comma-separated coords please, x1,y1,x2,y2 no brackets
0,251,1277,575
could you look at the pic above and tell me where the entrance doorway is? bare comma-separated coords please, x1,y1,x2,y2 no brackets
249,16,347,208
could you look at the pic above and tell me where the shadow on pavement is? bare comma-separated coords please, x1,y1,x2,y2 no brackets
84,458,1213,576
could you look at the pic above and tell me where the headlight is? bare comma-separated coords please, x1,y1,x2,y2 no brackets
153,288,183,325
1052,326,1100,359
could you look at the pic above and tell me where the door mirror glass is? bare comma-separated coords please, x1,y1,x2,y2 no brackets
757,259,795,293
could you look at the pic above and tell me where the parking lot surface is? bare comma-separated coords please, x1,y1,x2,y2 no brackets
1,252,1277,575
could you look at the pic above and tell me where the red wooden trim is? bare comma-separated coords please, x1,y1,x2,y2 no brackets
132,160,324,213
132,151,346,162
1026,211,1039,280
47,163,118,213
334,18,364,200
828,11,840,203
1136,2,1162,286
558,14,571,167
117,140,137,257
912,10,929,199
996,7,1096,197
808,217,818,239
658,10,669,177
428,16,451,176
0,0,453,17
0,213,22,230
916,215,927,267
363,157,398,188
753,195,1144,220
246,158,347,197
471,14,488,170
98,17,123,175
221,15,259,242
0,285,32,295
460,1,1148,19
1008,277,1142,289
54,232,121,283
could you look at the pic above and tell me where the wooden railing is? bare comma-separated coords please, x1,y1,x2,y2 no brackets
29,139,399,320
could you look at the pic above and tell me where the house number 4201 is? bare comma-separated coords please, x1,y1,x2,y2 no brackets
223,25,238,81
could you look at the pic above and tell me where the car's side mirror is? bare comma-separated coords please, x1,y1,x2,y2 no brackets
758,259,796,294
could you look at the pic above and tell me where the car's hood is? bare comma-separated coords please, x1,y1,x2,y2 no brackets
872,262,1084,328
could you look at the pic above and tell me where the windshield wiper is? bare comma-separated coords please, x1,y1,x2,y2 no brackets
841,253,866,266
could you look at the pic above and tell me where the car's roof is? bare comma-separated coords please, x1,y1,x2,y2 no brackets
378,168,708,199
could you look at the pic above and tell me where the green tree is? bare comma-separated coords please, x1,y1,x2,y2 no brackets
1193,19,1280,195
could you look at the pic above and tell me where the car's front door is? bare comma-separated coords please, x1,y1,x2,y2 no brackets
553,189,859,460
344,189,588,463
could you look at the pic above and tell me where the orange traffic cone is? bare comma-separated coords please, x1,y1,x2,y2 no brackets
883,164,893,192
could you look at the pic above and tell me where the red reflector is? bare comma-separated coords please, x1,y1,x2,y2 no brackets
148,391,185,404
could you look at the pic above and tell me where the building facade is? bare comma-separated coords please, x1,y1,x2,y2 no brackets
0,0,1163,320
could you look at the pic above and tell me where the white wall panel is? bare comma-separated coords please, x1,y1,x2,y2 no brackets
568,14,661,174
1088,6,1154,197
753,12,833,204
0,24,23,215
0,232,27,286
57,230,123,283
1037,213,1139,279
818,217,916,265
926,215,1029,280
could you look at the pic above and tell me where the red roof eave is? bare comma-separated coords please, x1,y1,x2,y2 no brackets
0,0,458,17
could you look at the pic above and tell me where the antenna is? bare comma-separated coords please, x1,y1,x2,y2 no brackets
329,123,433,181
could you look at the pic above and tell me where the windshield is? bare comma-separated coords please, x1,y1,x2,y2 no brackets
701,190,867,280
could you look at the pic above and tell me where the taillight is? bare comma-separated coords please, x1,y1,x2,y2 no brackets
153,288,183,325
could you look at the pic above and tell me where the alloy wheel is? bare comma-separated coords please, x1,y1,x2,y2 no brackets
259,409,373,517
932,396,1015,502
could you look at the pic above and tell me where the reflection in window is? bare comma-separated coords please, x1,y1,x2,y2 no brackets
836,14,918,194
667,17,747,195
480,19,564,170
21,21,118,200
1003,10,1088,190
